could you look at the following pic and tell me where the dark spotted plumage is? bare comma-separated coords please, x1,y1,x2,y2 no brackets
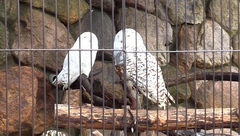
113,29,175,109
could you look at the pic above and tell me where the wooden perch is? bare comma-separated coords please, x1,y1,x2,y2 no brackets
55,104,239,131
165,71,240,87
65,71,240,109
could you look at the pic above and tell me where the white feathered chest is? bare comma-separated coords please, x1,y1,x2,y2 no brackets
52,32,98,90
114,29,175,109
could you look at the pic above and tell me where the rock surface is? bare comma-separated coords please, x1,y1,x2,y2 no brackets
61,89,82,105
70,9,116,61
207,0,240,34
92,60,120,82
115,0,155,13
202,128,239,136
0,66,55,134
162,65,191,103
11,4,75,72
86,0,114,12
171,25,200,73
139,131,167,136
156,1,172,24
232,31,240,67
0,22,8,65
20,0,89,24
196,20,232,68
115,7,173,66
192,66,239,109
34,74,55,134
0,0,18,23
157,0,204,25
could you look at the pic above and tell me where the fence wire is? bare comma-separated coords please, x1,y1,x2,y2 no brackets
0,0,240,136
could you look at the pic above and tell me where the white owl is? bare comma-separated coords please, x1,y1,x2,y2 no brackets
41,130,67,136
113,28,175,109
52,32,98,90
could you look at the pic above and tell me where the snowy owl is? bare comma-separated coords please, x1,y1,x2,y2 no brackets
52,32,98,90
41,130,67,136
113,28,175,109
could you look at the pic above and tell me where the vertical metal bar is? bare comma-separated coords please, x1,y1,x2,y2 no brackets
4,0,9,135
193,0,198,133
211,0,216,132
89,0,94,134
17,0,22,135
54,0,59,133
155,1,159,135
174,0,179,133
165,0,170,134
184,0,188,133
134,1,138,135
66,0,70,135
111,0,116,133
42,0,47,134
29,0,35,135
203,0,207,133
77,1,83,135
238,0,240,133
228,0,233,135
220,0,224,133
121,0,128,135
143,0,150,134
100,0,106,135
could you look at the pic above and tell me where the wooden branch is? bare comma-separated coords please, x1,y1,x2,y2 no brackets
65,71,240,109
89,71,240,108
55,104,239,131
165,71,240,87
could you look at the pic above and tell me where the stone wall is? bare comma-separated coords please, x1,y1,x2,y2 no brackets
0,0,239,135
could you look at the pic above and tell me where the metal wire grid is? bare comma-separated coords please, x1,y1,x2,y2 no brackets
0,0,239,136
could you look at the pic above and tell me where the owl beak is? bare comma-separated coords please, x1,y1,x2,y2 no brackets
49,74,57,84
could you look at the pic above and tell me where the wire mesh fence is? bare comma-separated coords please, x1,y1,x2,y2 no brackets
0,0,240,136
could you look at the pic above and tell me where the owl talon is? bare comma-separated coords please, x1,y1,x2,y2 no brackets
127,107,136,133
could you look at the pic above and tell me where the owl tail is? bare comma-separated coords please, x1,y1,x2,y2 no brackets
166,92,175,104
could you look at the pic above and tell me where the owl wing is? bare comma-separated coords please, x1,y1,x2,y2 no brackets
125,43,174,109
